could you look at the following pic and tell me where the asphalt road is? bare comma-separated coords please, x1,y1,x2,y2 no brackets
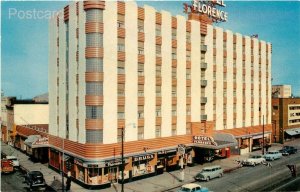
167,151,300,192
1,168,55,192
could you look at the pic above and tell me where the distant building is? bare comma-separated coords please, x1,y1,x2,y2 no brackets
272,97,300,143
0,97,48,150
272,85,291,98
33,93,49,103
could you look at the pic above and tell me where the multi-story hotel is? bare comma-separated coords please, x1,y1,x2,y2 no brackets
48,1,272,187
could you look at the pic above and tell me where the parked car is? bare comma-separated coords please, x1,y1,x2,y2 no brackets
1,159,14,174
242,154,265,166
194,165,224,181
6,156,19,168
279,146,297,156
264,151,282,161
24,171,46,190
178,183,209,192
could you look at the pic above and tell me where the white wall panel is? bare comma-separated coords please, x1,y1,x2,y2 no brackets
215,27,223,130
144,5,156,139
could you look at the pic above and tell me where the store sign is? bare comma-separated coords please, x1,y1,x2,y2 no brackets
32,137,49,146
184,0,228,22
133,154,154,162
193,136,217,146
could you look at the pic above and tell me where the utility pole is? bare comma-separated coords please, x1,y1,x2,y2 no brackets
262,115,265,155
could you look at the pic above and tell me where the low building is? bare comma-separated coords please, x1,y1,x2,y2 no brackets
272,97,300,143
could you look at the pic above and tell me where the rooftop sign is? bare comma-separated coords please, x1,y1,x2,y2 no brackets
184,0,228,23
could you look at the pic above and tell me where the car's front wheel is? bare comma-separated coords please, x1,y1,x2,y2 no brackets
206,177,210,182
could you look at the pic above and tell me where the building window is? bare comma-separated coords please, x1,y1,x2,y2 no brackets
156,106,161,117
172,53,177,60
118,44,125,52
86,82,103,95
156,24,161,36
117,21,124,28
86,9,103,22
138,48,144,55
138,63,144,76
118,112,125,119
86,58,103,72
138,106,144,119
138,19,144,32
155,126,161,137
172,28,177,40
86,130,103,143
86,106,103,119
156,45,161,57
138,126,144,140
186,69,191,80
86,33,103,47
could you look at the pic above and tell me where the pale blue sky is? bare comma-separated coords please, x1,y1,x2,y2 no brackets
1,1,300,99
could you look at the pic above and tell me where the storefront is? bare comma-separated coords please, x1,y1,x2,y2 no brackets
24,135,49,162
192,134,237,163
284,128,300,140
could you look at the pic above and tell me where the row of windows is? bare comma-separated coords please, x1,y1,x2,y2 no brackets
289,119,300,124
289,106,300,110
86,58,103,72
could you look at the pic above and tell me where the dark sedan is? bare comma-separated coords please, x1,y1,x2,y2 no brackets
24,171,46,190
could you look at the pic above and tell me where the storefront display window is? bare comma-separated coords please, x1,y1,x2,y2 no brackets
88,167,102,184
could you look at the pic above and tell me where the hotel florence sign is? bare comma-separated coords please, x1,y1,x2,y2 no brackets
184,0,228,22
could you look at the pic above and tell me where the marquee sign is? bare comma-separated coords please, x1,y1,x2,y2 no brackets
193,136,217,146
184,0,228,23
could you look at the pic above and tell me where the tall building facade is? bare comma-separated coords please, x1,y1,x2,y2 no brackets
49,1,272,187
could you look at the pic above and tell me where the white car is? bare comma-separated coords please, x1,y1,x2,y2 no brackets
6,156,20,168
264,151,282,161
194,165,224,181
242,154,265,166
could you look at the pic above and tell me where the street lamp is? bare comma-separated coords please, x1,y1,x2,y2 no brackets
121,123,136,192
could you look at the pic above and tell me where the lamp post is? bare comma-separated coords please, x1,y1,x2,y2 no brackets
121,128,124,192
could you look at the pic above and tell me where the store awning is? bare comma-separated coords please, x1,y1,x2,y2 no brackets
193,133,237,149
285,128,300,136
24,135,49,148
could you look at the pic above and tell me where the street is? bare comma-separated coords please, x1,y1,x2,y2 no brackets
168,141,300,192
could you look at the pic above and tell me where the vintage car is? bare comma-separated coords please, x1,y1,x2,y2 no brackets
194,165,224,181
1,159,14,174
264,151,282,161
24,171,46,190
6,156,20,168
242,154,266,166
178,183,209,192
279,146,297,156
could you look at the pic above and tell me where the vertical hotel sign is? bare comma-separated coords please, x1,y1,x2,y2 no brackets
184,0,228,22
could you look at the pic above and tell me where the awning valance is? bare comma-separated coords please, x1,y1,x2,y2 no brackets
24,135,49,148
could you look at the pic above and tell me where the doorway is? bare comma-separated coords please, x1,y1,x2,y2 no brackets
109,167,118,183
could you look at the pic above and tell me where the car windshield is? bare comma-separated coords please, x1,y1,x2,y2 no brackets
268,152,275,154
202,169,211,172
180,187,191,192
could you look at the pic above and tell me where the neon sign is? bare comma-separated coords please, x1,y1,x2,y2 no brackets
184,0,228,23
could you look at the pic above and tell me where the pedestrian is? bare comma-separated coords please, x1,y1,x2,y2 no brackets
66,177,71,191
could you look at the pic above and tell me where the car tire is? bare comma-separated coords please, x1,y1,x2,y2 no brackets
206,177,210,182
252,163,256,167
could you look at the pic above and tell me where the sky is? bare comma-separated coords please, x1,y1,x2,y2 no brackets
1,0,300,99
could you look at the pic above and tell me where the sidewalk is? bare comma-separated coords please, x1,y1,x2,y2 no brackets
0,142,285,192
1,142,85,192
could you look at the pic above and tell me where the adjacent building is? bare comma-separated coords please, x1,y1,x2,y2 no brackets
272,97,300,143
48,1,272,187
272,85,292,98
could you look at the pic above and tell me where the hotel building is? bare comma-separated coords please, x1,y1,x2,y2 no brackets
48,1,272,187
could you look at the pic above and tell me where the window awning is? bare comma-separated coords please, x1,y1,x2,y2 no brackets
285,128,300,136
193,133,237,149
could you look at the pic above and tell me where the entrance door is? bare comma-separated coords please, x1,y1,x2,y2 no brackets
109,167,118,183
